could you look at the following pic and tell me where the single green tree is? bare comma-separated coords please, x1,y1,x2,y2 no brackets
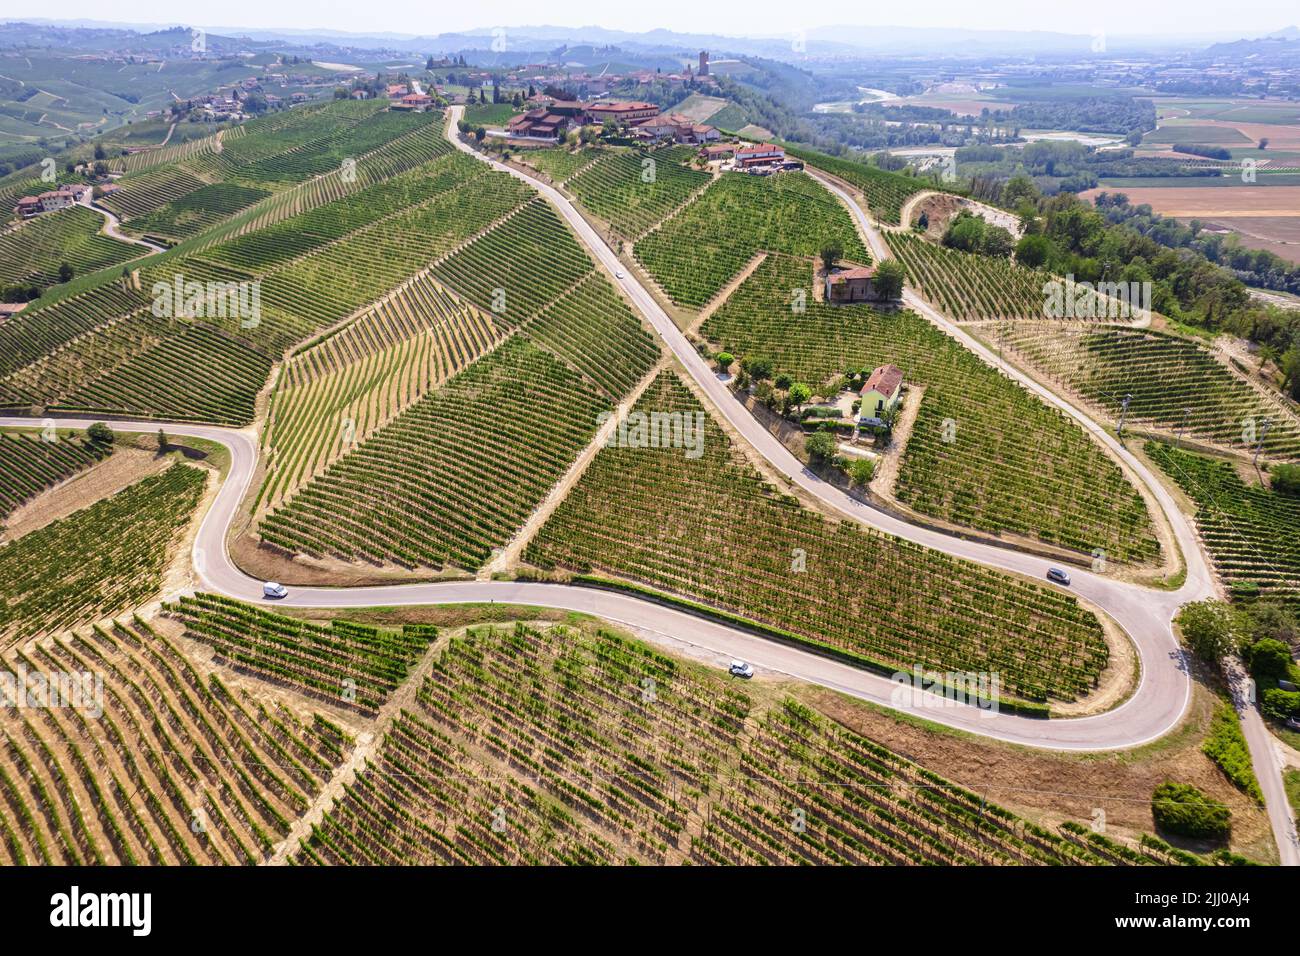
788,382,811,411
805,431,836,463
716,351,734,373
1175,600,1241,663
820,243,842,275
848,457,875,486
86,422,115,446
873,259,906,300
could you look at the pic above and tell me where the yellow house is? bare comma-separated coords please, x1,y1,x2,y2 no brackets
859,364,903,425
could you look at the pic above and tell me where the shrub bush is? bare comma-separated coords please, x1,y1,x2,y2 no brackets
1151,781,1230,840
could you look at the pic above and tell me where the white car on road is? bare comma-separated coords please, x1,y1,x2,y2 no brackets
263,581,288,599
728,660,754,679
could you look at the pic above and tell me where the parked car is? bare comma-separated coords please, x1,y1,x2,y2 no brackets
1046,568,1071,586
614,270,624,279
263,581,288,599
728,660,754,679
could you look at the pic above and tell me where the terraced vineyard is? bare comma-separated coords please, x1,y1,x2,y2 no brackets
889,230,1092,323
519,273,661,400
431,197,594,326
634,171,869,308
293,622,1141,866
0,429,110,527
99,166,209,219
123,183,271,241
0,282,150,389
0,614,348,864
259,276,504,508
0,463,206,646
1004,325,1300,460
1,154,527,426
528,372,1110,703
0,205,142,287
1146,442,1300,607
565,148,711,238
52,322,272,426
782,144,947,226
517,145,601,183
169,594,437,716
259,336,610,570
694,698,1137,865
703,255,1159,560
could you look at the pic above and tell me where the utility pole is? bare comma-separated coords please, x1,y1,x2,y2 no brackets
1177,407,1190,447
1253,418,1272,467
1117,393,1132,437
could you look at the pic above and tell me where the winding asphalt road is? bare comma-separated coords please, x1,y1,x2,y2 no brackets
4,109,1294,862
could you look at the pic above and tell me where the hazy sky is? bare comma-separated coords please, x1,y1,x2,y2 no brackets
27,1,1292,39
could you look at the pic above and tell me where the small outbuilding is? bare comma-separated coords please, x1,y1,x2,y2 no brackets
859,364,904,426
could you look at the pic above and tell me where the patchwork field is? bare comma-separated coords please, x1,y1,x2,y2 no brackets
1079,185,1300,217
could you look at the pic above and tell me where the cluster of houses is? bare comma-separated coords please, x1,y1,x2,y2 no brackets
504,99,721,144
696,142,802,174
386,83,435,112
14,183,90,219
478,50,719,101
